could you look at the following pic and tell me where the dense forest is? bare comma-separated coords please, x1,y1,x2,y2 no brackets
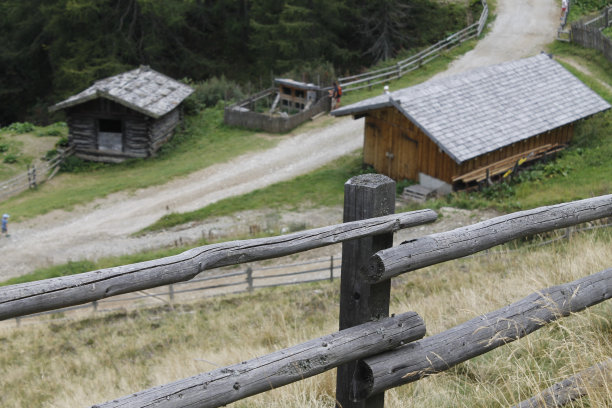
0,0,480,125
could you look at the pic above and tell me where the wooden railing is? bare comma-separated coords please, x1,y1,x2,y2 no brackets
0,145,73,202
570,6,612,62
1,175,610,408
339,0,489,93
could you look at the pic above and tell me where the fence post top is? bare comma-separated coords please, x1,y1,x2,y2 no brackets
346,173,394,187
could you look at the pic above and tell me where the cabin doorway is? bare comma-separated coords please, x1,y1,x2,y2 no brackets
97,119,123,152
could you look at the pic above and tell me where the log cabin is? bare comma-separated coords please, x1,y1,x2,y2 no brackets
332,54,610,193
50,66,193,163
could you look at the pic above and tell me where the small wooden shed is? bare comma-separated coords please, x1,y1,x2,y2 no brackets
332,54,610,192
50,66,193,163
272,79,324,112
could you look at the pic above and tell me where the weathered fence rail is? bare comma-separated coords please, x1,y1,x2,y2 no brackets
93,312,426,408
0,208,437,320
368,195,612,283
512,358,611,408
350,268,612,400
2,174,611,408
0,146,73,201
571,6,612,63
339,0,488,93
11,217,610,326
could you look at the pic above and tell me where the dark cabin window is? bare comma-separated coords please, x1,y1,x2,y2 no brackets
98,119,123,152
282,86,292,95
99,119,122,133
295,90,305,98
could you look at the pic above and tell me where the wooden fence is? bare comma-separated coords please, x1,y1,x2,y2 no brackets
1,175,611,407
224,93,331,133
571,6,612,63
338,0,488,93
10,217,611,327
0,146,73,202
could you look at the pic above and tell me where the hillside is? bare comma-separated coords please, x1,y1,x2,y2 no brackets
0,0,566,280
1,1,611,407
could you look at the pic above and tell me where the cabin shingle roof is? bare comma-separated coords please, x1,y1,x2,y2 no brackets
50,66,193,119
332,54,610,163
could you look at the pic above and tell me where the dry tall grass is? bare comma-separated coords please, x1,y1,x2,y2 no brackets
0,228,610,407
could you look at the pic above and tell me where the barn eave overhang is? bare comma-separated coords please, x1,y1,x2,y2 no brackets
49,90,165,119
330,100,394,118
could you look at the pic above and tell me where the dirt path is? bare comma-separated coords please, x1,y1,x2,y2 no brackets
0,0,560,280
434,0,559,79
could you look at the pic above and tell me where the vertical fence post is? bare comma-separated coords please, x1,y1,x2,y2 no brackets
330,255,334,282
92,300,98,312
168,284,174,302
336,174,395,408
246,267,253,292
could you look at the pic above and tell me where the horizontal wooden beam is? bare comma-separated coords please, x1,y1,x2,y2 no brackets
512,358,611,408
0,210,437,320
92,312,426,408
352,268,612,401
368,195,612,283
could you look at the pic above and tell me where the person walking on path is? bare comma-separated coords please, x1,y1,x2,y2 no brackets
2,214,9,237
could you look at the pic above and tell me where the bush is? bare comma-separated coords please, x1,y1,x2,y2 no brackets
0,144,8,153
44,149,58,161
60,156,93,173
36,122,67,137
3,154,18,164
56,136,69,148
182,76,246,114
2,122,35,134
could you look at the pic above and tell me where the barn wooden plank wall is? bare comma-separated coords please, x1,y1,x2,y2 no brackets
363,107,575,184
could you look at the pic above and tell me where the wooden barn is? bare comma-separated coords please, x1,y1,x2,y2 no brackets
50,66,193,163
332,54,610,193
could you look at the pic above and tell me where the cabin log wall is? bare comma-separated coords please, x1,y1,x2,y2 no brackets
363,107,575,184
149,109,181,154
65,98,181,162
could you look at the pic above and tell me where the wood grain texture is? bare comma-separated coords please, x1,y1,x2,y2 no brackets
369,195,612,283
0,209,437,320
92,312,426,408
512,358,611,408
352,268,612,400
336,173,395,408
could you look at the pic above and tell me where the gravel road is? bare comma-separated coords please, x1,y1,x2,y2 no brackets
0,0,560,280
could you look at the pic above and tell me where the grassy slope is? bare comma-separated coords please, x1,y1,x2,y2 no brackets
0,108,275,221
0,123,64,179
1,228,609,407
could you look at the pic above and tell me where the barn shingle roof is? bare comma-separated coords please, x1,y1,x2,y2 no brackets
50,66,193,119
332,54,610,164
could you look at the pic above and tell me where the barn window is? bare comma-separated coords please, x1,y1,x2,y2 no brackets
98,119,123,152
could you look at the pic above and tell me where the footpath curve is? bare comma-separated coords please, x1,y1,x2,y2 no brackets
0,0,559,280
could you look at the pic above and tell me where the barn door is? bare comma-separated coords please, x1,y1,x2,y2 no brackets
98,119,123,152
